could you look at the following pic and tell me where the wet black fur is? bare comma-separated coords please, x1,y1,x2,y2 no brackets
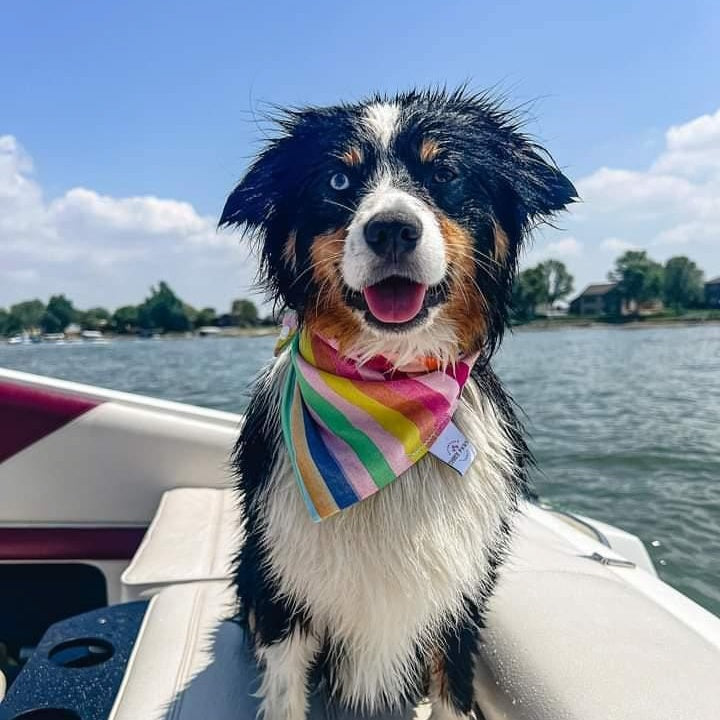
223,88,575,716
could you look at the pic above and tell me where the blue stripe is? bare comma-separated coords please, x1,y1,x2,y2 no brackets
301,402,359,509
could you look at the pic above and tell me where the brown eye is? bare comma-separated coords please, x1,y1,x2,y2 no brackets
330,172,350,191
433,167,457,184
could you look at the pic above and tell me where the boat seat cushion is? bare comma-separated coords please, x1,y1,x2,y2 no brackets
121,487,242,598
114,489,720,719
475,506,720,720
108,581,424,720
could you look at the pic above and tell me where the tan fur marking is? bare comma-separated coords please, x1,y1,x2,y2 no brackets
305,228,363,348
282,231,297,270
437,215,488,352
419,137,442,163
432,655,450,702
493,223,509,263
340,146,364,167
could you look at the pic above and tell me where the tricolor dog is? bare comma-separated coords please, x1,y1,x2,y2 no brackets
220,88,576,719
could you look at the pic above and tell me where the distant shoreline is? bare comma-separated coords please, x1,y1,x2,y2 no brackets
6,316,720,345
115,327,279,340
513,314,720,331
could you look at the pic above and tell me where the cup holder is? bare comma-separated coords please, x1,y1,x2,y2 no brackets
10,710,81,720
48,637,115,669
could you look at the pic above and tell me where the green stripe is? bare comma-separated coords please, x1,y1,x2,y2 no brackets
280,363,298,469
294,372,395,488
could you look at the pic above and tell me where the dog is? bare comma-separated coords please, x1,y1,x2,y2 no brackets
220,88,576,720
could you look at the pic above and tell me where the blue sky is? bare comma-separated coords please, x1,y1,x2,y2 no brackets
2,0,719,311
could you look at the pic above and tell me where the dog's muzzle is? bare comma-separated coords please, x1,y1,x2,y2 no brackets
341,187,448,328
363,210,422,261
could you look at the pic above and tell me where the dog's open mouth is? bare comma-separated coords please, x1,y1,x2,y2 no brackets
345,277,447,331
363,277,427,324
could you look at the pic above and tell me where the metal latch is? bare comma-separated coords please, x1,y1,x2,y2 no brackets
580,552,636,569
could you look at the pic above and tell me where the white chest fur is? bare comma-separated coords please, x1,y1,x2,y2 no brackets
256,354,518,711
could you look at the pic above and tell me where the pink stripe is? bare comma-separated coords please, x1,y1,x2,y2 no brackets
354,363,386,381
0,381,100,464
412,371,465,401
0,527,145,561
446,359,473,386
298,359,407,475
320,425,379,498
389,375,454,418
310,335,384,381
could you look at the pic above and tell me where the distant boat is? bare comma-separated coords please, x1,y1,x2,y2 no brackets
81,330,109,344
6,332,32,345
198,326,222,337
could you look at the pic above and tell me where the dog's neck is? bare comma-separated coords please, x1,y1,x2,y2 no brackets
278,310,469,372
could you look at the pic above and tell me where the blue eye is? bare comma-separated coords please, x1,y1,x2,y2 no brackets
330,172,350,191
433,167,457,183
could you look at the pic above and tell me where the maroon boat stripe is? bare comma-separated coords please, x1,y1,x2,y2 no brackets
0,527,146,561
0,380,100,463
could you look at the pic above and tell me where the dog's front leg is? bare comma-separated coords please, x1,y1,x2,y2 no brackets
428,670,476,720
255,628,321,720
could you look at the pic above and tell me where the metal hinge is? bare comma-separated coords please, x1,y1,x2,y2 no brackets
581,551,636,569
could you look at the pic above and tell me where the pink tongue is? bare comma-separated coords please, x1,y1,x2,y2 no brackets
362,278,427,323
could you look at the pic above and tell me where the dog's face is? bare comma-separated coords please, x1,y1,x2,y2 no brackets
221,89,576,363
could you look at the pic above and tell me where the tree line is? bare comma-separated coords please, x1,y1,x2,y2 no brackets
512,251,710,321
0,281,267,337
1,251,714,336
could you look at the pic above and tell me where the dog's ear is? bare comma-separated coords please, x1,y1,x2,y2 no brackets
219,139,303,305
219,146,284,231
511,144,578,223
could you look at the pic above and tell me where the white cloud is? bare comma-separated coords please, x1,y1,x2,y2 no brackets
600,237,637,253
523,236,582,267
4,106,720,312
0,135,259,312
545,237,582,257
527,107,720,293
652,108,720,178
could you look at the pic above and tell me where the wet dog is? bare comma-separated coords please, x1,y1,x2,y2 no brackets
221,88,576,719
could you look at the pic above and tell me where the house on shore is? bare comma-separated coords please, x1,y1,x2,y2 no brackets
569,283,622,316
705,277,720,308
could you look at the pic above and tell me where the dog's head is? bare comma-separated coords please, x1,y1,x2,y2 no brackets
221,89,576,364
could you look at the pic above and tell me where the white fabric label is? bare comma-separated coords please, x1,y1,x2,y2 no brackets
429,421,476,476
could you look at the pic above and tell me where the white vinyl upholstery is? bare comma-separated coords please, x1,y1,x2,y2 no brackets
111,490,720,720
0,669,5,702
121,488,242,599
109,581,422,720
476,507,720,720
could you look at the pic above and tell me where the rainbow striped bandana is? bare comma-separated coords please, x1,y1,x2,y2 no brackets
279,319,479,522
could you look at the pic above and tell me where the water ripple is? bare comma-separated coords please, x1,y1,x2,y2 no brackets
1,325,719,616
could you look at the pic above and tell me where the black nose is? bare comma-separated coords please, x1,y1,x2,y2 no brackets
363,211,422,259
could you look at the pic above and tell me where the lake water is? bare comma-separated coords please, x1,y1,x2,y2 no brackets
2,325,719,617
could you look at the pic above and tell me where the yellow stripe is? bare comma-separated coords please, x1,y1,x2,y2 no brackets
299,332,316,365
316,368,424,457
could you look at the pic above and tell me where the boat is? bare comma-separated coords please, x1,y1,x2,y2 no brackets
0,366,718,720
6,334,30,346
197,325,223,337
41,333,67,344
80,330,110,344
